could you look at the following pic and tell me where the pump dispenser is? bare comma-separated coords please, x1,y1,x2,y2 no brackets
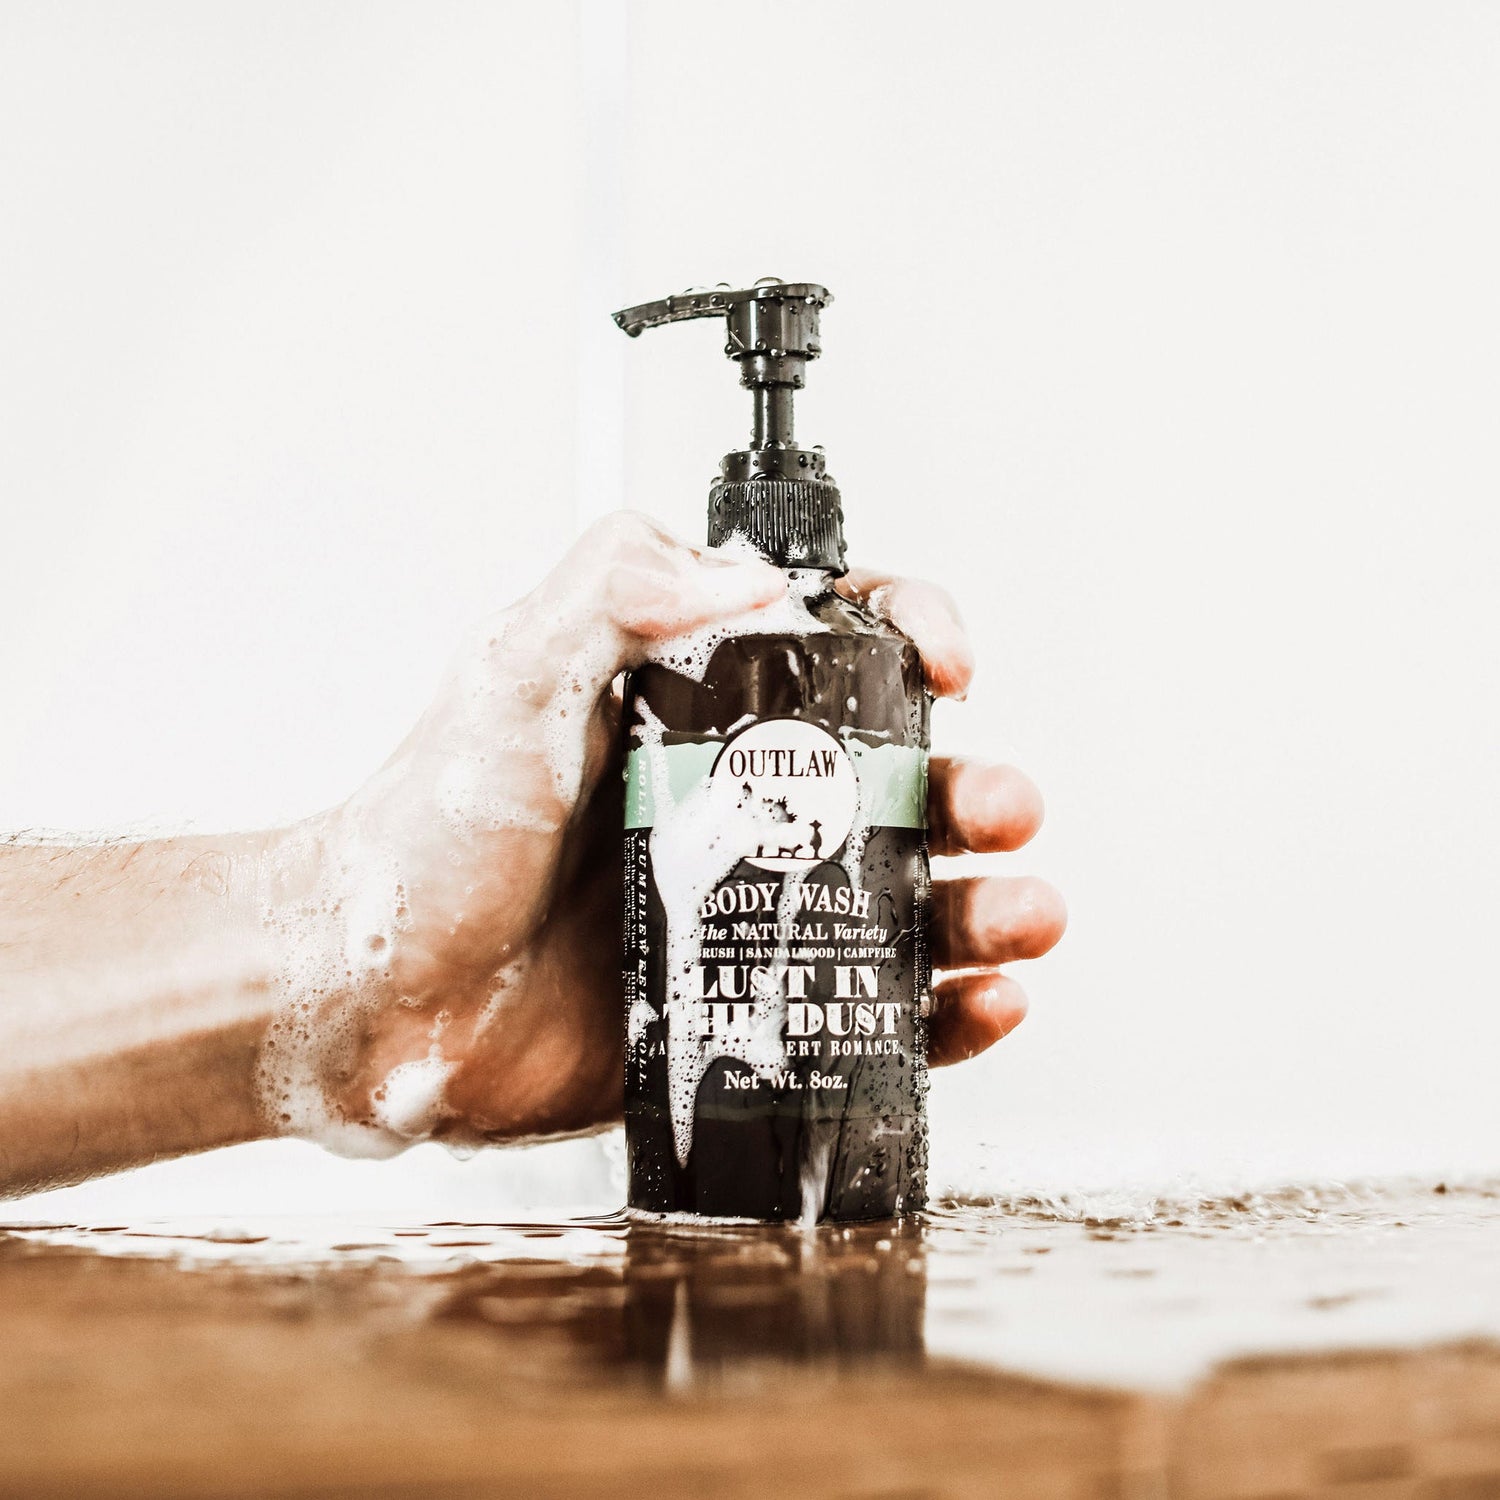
615,281,845,570
616,280,931,1223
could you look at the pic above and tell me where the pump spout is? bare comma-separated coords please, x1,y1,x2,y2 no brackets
613,279,846,572
613,281,829,342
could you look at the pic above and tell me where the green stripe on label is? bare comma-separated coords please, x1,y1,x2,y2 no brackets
624,740,928,830
623,741,720,827
855,742,929,827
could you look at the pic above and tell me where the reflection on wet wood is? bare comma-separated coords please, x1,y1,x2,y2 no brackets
2,1198,1499,1498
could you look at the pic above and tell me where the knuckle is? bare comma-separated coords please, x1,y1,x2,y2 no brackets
588,509,671,558
590,509,643,544
602,560,644,616
603,558,678,635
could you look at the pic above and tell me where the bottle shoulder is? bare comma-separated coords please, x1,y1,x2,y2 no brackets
627,581,929,748
695,583,918,672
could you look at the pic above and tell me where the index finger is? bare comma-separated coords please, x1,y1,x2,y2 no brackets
834,570,974,700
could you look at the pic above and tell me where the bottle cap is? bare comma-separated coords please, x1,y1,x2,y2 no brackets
614,280,847,571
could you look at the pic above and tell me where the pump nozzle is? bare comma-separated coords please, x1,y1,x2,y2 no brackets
613,279,845,571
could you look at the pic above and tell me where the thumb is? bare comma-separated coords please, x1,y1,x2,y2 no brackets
436,513,782,812
570,510,784,642
514,511,785,689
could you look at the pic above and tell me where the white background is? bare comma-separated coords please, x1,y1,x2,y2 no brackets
3,1,1497,1218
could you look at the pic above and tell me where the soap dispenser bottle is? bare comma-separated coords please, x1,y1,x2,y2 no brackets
616,281,931,1223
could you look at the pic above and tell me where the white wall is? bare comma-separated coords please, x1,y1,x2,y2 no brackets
4,1,1498,1217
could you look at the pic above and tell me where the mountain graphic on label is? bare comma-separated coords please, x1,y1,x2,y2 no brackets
710,718,859,873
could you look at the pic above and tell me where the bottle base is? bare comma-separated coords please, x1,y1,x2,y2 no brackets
624,1204,916,1229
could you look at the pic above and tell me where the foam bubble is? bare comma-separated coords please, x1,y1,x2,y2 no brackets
798,1133,835,1231
478,956,529,1029
643,567,830,682
252,522,799,1162
372,1057,454,1139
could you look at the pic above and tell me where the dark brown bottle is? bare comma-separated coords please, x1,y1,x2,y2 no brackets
615,283,931,1222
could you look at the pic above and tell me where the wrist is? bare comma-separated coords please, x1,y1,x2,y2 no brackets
253,805,444,1155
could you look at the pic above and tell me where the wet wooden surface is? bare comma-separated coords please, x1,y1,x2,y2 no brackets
4,1191,1500,1498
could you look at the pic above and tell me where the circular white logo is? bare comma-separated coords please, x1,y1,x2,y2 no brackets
710,718,858,872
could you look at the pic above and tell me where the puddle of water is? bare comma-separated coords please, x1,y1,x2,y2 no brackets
3,1180,1499,1391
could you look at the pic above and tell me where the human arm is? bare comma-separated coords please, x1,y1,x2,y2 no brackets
0,514,1065,1197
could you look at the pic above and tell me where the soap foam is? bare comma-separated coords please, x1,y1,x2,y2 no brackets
372,1057,455,1140
632,701,754,1161
253,517,792,1162
642,563,829,682
798,1133,835,1231
252,595,625,1158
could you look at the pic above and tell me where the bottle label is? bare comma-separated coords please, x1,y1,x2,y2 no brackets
624,713,930,1219
624,729,927,837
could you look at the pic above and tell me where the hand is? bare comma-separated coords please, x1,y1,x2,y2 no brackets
262,513,1067,1155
